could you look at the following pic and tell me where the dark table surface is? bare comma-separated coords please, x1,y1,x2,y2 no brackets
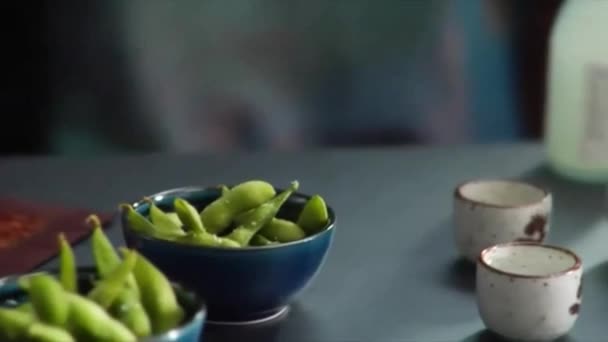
1,144,607,341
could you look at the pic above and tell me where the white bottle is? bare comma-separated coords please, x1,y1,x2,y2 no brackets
544,0,608,183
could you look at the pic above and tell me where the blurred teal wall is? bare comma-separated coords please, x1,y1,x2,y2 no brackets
455,0,520,142
49,0,521,154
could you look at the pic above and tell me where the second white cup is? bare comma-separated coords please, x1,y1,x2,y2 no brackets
476,242,583,341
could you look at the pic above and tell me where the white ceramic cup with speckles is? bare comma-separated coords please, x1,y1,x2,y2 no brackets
477,242,583,341
453,179,552,262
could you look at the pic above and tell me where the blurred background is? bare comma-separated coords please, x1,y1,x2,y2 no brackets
5,0,564,155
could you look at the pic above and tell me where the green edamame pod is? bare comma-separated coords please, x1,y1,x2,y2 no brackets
120,204,157,235
219,238,241,248
175,232,240,248
129,249,184,334
0,307,34,341
65,292,136,342
0,310,74,342
58,233,77,293
165,212,182,227
174,198,205,234
90,222,150,336
18,274,33,291
235,211,306,242
89,215,120,276
232,207,255,225
250,234,278,246
26,323,75,342
297,195,329,235
200,180,277,234
27,273,69,326
15,302,33,313
87,250,137,309
109,289,152,338
89,215,140,298
226,181,299,246
146,199,186,235
259,218,306,242
121,204,183,241
218,184,230,197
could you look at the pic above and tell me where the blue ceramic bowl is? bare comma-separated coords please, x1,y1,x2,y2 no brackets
120,186,336,323
0,267,206,341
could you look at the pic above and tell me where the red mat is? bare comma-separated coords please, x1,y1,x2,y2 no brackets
0,199,112,277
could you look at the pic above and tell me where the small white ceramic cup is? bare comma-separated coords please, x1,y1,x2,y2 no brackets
476,242,583,341
453,179,552,262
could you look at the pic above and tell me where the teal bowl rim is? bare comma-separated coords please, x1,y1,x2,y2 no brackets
0,266,207,342
121,185,337,252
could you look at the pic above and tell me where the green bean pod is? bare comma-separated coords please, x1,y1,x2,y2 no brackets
259,218,306,243
87,250,137,309
18,274,33,291
15,302,33,314
250,234,278,246
175,232,240,248
200,180,277,234
218,184,230,197
89,215,140,298
219,238,242,248
129,249,184,334
0,307,34,341
58,234,77,293
90,223,151,336
174,198,205,234
296,195,329,235
26,323,75,342
165,213,182,227
121,204,183,241
235,209,306,243
146,199,186,235
226,181,299,246
120,204,157,235
65,292,136,342
109,289,152,338
90,215,120,276
27,273,69,327
0,308,75,342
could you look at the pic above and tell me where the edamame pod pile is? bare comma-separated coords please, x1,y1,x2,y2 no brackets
0,216,187,342
122,180,330,247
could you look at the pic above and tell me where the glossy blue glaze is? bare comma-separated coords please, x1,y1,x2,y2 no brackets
0,267,206,342
121,186,336,323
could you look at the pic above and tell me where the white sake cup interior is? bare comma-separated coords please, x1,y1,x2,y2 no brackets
480,243,581,277
457,180,548,208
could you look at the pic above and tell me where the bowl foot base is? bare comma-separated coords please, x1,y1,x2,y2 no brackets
206,306,289,326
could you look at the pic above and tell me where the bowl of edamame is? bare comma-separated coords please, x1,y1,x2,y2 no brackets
0,218,207,342
120,180,336,324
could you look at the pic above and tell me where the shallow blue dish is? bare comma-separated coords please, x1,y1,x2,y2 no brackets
0,267,206,342
120,186,336,324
